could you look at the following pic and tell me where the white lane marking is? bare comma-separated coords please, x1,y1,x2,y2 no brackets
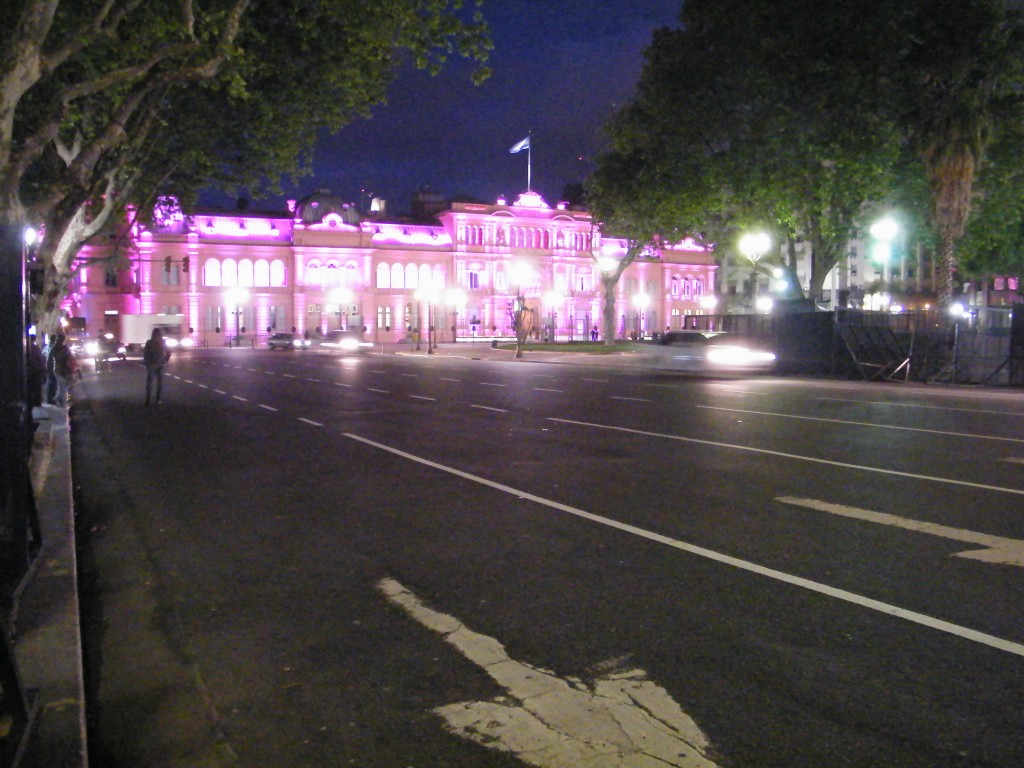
470,404,508,413
367,387,390,394
247,368,258,372
334,382,351,388
698,405,1024,444
198,384,209,389
213,389,227,395
266,371,276,375
549,417,1024,497
307,378,321,382
183,379,193,384
378,578,716,767
401,373,419,378
778,497,1024,567
259,404,278,411
232,395,248,402
609,396,651,402
283,373,296,378
715,387,767,395
371,369,388,374
533,387,564,393
1001,457,1024,465
346,434,1024,658
480,382,507,387
817,397,1024,417
409,395,436,401
440,377,462,382
298,417,323,427
581,377,608,383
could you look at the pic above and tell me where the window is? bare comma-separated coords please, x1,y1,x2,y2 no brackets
377,263,391,289
204,259,221,287
468,272,479,289
377,305,393,330
392,263,405,289
160,264,180,286
105,270,119,287
406,263,419,290
306,261,321,288
270,260,286,287
671,277,679,297
694,277,704,296
238,259,254,287
222,259,238,287
254,259,270,287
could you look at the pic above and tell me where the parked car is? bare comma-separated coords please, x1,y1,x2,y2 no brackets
267,332,312,351
82,333,127,362
318,329,372,354
638,331,776,373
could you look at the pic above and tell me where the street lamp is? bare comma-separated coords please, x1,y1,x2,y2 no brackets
544,290,562,342
414,286,439,354
739,232,770,306
632,293,649,339
870,217,898,309
330,286,353,331
444,287,466,343
224,286,249,347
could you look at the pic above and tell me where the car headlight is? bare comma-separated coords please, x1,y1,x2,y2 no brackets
117,345,127,355
706,346,776,366
85,341,99,356
339,337,359,350
180,338,195,347
164,338,179,348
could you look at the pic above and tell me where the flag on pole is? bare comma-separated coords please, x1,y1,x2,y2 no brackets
509,136,530,154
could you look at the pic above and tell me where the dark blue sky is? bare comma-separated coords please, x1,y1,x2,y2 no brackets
225,1,682,214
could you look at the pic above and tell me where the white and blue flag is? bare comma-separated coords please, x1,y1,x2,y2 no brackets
509,136,530,154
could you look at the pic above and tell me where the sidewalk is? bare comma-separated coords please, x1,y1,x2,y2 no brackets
12,404,86,767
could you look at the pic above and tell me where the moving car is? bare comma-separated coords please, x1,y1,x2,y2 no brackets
318,329,372,354
267,332,312,351
639,331,776,374
81,333,127,362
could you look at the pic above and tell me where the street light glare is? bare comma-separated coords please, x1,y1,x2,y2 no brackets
870,218,899,242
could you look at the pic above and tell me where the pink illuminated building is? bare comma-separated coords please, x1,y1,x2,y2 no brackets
66,190,717,345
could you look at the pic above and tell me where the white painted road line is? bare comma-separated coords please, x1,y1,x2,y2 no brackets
258,404,278,411
346,433,1024,658
379,578,717,767
440,377,462,382
777,496,1024,567
698,405,1024,443
232,395,248,402
298,417,323,427
334,382,351,388
549,417,1024,497
367,387,390,394
533,387,563,393
480,382,507,387
409,395,436,401
817,397,1024,417
213,389,227,395
1001,457,1024,465
470,404,508,413
609,396,651,402
198,384,208,389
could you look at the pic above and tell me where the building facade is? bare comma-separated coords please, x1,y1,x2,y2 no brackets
66,190,719,346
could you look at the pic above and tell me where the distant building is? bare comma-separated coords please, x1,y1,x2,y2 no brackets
66,190,718,345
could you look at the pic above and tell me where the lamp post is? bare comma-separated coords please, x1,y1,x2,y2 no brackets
414,286,439,354
633,293,649,339
544,290,561,343
330,286,353,331
870,217,898,311
445,287,466,343
739,232,770,308
224,287,249,347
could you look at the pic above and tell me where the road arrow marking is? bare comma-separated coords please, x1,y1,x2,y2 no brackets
777,496,1024,567
378,578,718,768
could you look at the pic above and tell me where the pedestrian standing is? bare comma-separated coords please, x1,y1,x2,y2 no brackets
46,333,74,407
27,334,47,409
143,328,171,405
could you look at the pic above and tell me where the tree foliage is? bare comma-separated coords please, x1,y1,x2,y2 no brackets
588,0,1024,308
2,0,491,329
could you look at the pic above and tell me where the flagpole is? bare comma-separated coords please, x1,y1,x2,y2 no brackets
527,143,532,191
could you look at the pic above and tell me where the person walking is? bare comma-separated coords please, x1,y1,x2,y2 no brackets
143,328,171,405
46,333,74,407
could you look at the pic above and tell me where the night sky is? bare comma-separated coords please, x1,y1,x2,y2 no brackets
216,1,682,215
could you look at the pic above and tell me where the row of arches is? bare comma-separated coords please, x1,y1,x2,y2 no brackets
203,258,287,288
670,275,707,297
376,262,446,290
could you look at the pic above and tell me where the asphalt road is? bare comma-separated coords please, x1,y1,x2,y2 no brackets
71,348,1024,768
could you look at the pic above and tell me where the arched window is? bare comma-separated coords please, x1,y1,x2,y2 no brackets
222,259,238,287
204,258,221,287
270,260,286,288
345,262,358,288
376,263,391,289
325,261,340,286
406,263,419,290
671,277,680,297
254,259,270,287
419,263,432,289
694,277,705,296
238,259,254,286
682,276,693,297
392,263,405,289
432,264,445,289
307,261,322,288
